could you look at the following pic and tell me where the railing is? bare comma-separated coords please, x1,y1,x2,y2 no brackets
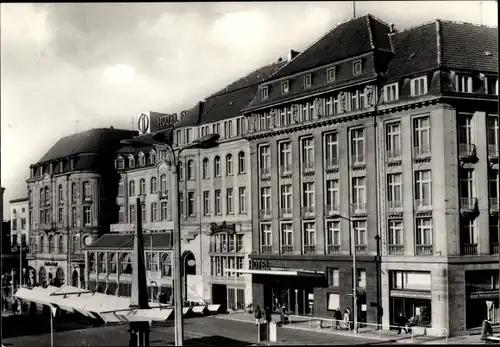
414,199,432,210
303,245,316,255
458,143,477,158
280,208,292,218
461,243,478,255
327,245,341,254
350,202,366,214
260,168,271,178
280,165,292,175
413,145,431,158
387,200,403,211
325,158,339,169
492,243,499,255
325,205,339,216
490,198,499,211
351,155,365,166
415,244,433,255
259,209,271,218
386,148,402,161
355,245,367,253
303,161,315,172
281,245,294,255
301,206,315,217
488,144,499,158
260,245,273,254
388,245,404,255
460,197,478,212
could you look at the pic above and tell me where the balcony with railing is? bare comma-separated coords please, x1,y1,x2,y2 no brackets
414,199,432,211
280,165,292,176
355,245,368,253
301,206,315,218
386,148,402,162
350,202,367,215
351,154,365,167
259,209,272,219
325,158,339,170
281,245,294,255
491,243,499,255
260,167,271,179
488,144,499,159
461,243,478,256
387,200,403,212
261,245,273,254
458,143,477,159
415,244,433,256
302,161,315,173
303,245,316,255
325,204,339,216
490,198,499,212
460,197,478,214
327,244,341,254
280,208,292,218
388,245,404,255
413,145,432,158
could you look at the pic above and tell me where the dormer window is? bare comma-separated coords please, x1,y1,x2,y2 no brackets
175,130,182,146
281,81,289,94
455,74,472,93
410,76,428,97
327,67,336,82
186,128,192,144
485,76,499,95
115,157,125,170
303,74,312,88
149,150,157,165
384,83,399,103
59,161,64,173
129,155,135,168
353,60,362,75
261,86,269,100
138,152,146,167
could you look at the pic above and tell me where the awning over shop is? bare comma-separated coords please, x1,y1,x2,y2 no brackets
225,268,324,277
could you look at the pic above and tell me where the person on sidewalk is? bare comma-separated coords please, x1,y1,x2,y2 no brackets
265,306,272,324
343,307,350,330
396,313,408,334
254,306,263,325
334,308,342,329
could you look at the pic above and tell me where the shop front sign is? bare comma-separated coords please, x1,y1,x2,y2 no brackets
390,290,431,300
44,261,58,267
249,259,270,271
470,291,498,299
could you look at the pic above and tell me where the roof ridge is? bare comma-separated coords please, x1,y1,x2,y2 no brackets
367,13,394,31
389,18,439,35
438,18,497,29
365,15,375,50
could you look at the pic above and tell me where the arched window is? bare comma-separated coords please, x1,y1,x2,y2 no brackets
129,155,135,168
40,235,45,253
118,179,124,196
44,186,50,206
226,154,233,175
179,162,184,181
187,160,194,180
109,253,117,273
88,253,96,272
150,177,157,193
115,156,125,170
129,180,135,196
238,151,246,173
71,183,77,203
139,179,146,195
83,181,91,201
214,156,221,177
202,158,209,179
121,253,132,274
149,150,157,165
58,235,64,254
58,185,63,204
161,253,172,277
148,253,159,271
138,152,146,167
39,188,44,206
98,253,106,273
160,174,167,193
48,235,55,253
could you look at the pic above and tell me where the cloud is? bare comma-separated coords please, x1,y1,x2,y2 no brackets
0,3,53,46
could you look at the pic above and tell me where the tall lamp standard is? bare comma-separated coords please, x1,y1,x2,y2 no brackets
121,131,219,347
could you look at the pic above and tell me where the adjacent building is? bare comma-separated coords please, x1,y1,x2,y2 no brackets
9,197,29,247
241,15,498,337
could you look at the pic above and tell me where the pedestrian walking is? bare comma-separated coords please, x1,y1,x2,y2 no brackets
11,299,18,315
254,306,263,325
343,307,350,329
396,313,408,334
265,306,272,323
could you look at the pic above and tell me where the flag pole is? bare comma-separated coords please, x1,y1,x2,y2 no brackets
353,1,356,19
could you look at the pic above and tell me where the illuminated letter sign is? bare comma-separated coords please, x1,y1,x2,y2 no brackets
249,259,270,271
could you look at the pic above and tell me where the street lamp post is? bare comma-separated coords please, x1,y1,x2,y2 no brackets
121,131,219,347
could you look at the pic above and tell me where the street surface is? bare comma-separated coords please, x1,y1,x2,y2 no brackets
2,316,383,346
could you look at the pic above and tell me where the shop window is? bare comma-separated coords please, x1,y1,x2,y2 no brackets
327,268,339,287
390,271,431,291
327,293,340,311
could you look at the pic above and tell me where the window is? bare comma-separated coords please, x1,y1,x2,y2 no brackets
203,191,210,215
416,218,433,245
357,270,366,288
58,185,63,203
224,121,232,138
58,208,63,223
351,128,365,164
139,179,146,195
461,218,476,244
261,86,269,99
390,271,431,291
281,223,293,246
353,60,362,75
388,220,403,245
149,150,157,165
83,182,92,201
160,174,167,193
116,157,125,169
415,170,432,207
410,76,428,96
260,187,271,213
303,74,312,88
238,152,246,173
83,206,91,226
324,133,338,167
226,154,233,175
239,187,247,213
72,207,77,226
179,192,184,216
214,190,222,215
187,160,195,180
202,158,210,178
121,253,132,274
259,145,270,173
141,203,146,222
212,123,221,135
179,162,184,181
161,253,172,277
12,219,17,231
326,179,339,211
302,182,315,210
413,116,431,155
282,80,289,94
129,204,136,223
455,75,473,93
327,67,336,82
487,116,498,155
279,141,292,172
485,77,499,95
58,235,64,253
160,202,168,221
386,122,402,159
118,179,124,196
352,177,366,210
21,218,26,230
458,114,473,145
129,156,135,168
303,222,316,246
387,173,403,209
129,180,135,196
327,268,339,287
186,128,192,143
384,83,399,102
175,130,182,146
138,153,145,167
226,188,234,214
326,221,340,246
301,137,314,169
150,177,157,194
236,117,245,136
280,185,292,215
489,169,499,200
353,220,367,245
188,192,195,216
214,156,221,177
40,235,45,253
109,253,117,273
48,235,55,253
261,224,272,246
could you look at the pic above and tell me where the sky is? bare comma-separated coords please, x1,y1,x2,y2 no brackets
1,1,498,218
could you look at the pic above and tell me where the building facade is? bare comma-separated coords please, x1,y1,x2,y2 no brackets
9,197,29,247
242,15,498,337
26,128,137,288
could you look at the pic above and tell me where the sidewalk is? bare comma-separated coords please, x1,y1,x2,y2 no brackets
216,312,487,345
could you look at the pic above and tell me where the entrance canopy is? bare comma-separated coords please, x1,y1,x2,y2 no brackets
225,268,324,277
14,285,173,323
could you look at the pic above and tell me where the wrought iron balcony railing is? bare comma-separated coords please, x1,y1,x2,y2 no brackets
303,245,316,255
260,245,273,254
350,202,367,215
325,158,339,169
281,245,294,255
413,145,432,158
302,161,315,173
460,197,478,213
458,143,477,158
301,206,315,217
415,244,433,256
461,243,478,256
280,208,292,218
325,204,339,216
414,199,432,210
327,244,341,254
280,165,292,176
386,148,402,161
355,245,368,253
387,200,403,212
260,168,271,178
388,245,404,255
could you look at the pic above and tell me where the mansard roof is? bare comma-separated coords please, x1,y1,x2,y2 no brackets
86,233,173,250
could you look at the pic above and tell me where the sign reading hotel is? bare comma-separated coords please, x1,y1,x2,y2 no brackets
249,259,270,271
137,109,190,134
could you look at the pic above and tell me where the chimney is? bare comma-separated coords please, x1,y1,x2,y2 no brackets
30,166,34,178
389,23,395,33
110,126,114,129
288,49,300,62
